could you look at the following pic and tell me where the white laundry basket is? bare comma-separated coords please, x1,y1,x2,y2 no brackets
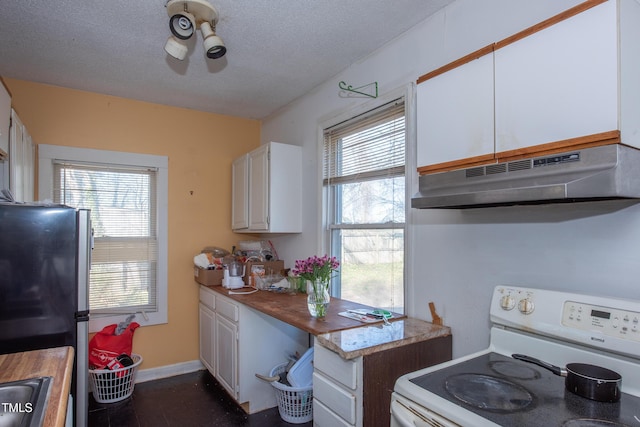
89,354,143,403
269,362,313,424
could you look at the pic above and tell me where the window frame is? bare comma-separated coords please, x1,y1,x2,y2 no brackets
38,144,168,332
320,93,408,313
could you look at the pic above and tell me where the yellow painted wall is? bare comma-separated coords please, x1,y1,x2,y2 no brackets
5,78,260,369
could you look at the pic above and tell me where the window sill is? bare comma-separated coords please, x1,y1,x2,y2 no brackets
89,311,168,333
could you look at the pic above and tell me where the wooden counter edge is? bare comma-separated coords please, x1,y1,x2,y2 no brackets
0,346,74,427
49,347,74,427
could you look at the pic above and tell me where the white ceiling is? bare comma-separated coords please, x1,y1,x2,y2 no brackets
0,0,454,119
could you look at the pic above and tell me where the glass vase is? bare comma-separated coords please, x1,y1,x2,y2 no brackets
307,279,330,318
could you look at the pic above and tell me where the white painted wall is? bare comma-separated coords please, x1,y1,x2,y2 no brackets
261,0,640,358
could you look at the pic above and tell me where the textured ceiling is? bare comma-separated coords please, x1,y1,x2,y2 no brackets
0,0,454,119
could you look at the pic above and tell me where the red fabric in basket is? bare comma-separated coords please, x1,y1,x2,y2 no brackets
89,322,139,369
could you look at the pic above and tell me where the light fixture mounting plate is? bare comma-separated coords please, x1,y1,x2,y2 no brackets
166,0,218,28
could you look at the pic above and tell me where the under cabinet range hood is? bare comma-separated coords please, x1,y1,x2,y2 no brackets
412,144,640,209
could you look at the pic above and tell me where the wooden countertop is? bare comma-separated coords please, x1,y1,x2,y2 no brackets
202,286,452,358
316,318,451,359
0,346,74,427
204,284,406,335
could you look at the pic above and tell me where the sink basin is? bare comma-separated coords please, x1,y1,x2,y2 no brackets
0,376,51,427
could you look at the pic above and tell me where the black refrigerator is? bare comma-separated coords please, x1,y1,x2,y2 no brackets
0,202,91,427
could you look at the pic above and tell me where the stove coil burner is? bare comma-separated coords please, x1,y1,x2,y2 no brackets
489,361,541,380
445,374,534,412
563,420,630,427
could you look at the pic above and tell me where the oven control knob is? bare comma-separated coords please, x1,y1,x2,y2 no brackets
500,295,516,311
518,298,535,315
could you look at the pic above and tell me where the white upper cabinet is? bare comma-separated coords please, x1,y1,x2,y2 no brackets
494,0,618,153
417,52,495,170
232,141,302,233
0,81,10,158
9,109,35,202
231,154,249,230
248,145,270,230
417,0,640,173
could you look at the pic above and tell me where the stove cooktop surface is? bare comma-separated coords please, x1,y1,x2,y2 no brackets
409,352,640,427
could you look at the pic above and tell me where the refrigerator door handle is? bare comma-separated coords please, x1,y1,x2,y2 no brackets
75,310,90,322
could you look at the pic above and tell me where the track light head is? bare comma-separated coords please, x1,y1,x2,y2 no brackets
169,11,196,40
164,36,188,60
200,21,226,59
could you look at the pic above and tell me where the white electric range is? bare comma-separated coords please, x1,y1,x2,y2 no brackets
391,286,640,427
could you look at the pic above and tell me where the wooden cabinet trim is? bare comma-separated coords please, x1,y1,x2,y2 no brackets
417,130,621,175
417,44,494,84
417,0,608,85
417,153,496,175
494,0,607,51
496,130,620,162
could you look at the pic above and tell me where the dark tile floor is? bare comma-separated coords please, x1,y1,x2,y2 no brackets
88,369,312,427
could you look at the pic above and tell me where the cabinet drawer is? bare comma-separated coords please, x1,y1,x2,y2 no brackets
314,343,358,389
313,398,352,427
216,296,239,322
313,372,356,424
199,287,215,310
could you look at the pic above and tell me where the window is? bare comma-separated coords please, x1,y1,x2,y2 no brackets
323,99,406,313
38,145,168,331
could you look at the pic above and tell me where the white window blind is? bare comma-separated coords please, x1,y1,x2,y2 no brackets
53,161,158,315
324,100,405,186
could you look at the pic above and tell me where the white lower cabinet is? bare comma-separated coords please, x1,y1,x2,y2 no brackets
312,399,352,427
313,342,363,427
215,313,238,397
198,302,215,373
312,333,453,427
198,286,308,414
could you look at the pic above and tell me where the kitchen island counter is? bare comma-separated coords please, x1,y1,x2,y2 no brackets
0,346,74,427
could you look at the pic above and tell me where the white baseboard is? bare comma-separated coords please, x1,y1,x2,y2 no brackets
135,359,205,383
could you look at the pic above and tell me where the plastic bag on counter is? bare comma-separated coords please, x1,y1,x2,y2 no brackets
255,274,290,292
194,251,225,270
201,246,230,258
235,240,278,262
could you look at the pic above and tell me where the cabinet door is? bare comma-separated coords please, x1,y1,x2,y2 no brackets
198,302,215,374
495,0,617,153
8,110,35,202
231,154,249,230
248,145,269,230
417,52,495,170
0,81,10,157
215,313,238,398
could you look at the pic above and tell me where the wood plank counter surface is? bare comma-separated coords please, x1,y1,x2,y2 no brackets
203,284,406,335
0,346,74,427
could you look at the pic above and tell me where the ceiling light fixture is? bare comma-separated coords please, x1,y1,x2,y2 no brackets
164,0,226,61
